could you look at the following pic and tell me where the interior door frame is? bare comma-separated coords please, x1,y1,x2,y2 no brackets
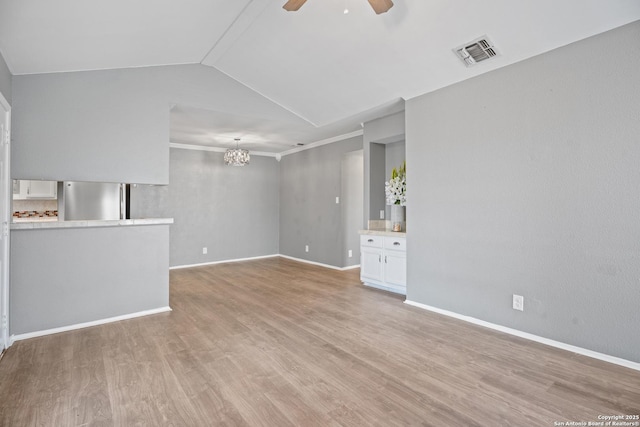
0,92,11,351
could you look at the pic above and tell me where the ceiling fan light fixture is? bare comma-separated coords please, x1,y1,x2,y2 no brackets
367,0,393,14
283,0,393,14
282,0,307,12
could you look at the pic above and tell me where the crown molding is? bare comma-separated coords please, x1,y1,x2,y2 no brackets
169,129,364,159
169,142,277,158
279,130,364,157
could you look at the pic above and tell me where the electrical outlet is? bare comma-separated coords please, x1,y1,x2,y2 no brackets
380,210,385,219
305,245,309,253
348,249,353,258
202,247,208,255
513,294,524,311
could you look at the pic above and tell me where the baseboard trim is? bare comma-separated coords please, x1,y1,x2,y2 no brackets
171,254,359,272
404,300,640,372
278,254,359,271
10,306,172,344
170,254,279,270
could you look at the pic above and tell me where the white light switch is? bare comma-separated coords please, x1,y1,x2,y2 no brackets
202,247,208,255
336,196,340,204
380,210,385,219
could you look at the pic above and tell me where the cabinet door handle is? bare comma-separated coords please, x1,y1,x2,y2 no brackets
385,256,388,263
378,254,381,262
393,242,400,246
368,239,374,243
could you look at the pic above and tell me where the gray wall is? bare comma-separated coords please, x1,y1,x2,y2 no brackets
12,68,169,184
0,50,10,104
363,111,405,222
405,21,640,363
384,141,406,220
8,64,308,335
279,136,363,267
11,64,308,184
341,150,364,267
10,225,170,335
385,141,406,178
369,143,385,222
131,148,279,267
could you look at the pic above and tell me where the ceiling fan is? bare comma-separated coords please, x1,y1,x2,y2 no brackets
283,0,394,15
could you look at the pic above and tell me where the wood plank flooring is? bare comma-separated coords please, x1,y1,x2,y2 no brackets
0,257,638,426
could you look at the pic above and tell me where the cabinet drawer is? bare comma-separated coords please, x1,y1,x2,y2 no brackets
360,235,383,248
384,236,406,251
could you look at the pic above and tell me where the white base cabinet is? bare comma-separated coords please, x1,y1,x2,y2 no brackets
360,234,406,295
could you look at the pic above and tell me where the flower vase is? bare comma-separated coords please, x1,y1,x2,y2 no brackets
390,204,405,232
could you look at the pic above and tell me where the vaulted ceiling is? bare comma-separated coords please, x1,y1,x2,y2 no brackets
1,0,639,152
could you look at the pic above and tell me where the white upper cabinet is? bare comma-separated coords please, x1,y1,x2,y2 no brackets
13,180,58,200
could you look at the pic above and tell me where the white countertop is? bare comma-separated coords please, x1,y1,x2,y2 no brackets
359,229,406,237
11,218,174,230
13,217,59,223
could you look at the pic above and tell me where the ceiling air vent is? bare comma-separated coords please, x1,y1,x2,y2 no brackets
454,36,498,67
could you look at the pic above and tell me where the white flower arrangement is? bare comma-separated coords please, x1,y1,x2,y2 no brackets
385,161,406,206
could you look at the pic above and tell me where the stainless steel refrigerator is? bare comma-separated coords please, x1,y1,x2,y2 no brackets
63,181,126,221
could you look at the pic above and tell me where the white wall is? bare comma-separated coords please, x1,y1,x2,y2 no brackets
406,21,640,363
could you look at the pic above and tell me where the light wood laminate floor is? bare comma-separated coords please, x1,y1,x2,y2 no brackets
1,257,638,426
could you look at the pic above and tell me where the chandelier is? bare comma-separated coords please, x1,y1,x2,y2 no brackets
224,138,250,166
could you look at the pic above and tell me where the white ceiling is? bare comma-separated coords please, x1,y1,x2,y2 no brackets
1,0,639,152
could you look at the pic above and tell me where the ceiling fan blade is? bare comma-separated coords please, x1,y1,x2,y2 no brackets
367,0,394,14
283,0,308,12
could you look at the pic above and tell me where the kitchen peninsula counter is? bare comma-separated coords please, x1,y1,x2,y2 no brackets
11,217,172,337
11,218,173,231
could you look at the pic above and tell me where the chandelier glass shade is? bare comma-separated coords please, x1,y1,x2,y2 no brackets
224,139,250,166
